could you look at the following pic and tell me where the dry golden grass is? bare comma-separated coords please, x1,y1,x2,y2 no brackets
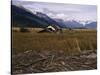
12,28,97,55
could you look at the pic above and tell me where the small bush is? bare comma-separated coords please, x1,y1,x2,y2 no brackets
20,28,30,32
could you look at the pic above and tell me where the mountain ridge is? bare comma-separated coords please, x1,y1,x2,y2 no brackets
12,4,97,29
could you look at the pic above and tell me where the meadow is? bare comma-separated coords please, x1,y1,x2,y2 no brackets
12,28,97,55
12,28,97,74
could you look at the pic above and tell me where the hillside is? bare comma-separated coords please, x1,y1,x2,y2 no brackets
85,22,97,29
12,5,50,28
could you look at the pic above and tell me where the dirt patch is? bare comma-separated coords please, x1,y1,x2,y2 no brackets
12,50,97,74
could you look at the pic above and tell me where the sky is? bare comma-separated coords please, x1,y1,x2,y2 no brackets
12,0,97,22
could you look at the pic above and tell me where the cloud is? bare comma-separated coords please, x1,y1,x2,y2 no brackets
12,0,97,22
56,14,66,18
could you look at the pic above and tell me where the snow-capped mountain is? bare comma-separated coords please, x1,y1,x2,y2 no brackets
12,4,97,29
85,22,97,29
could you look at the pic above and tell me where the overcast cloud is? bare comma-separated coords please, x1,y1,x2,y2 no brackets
12,0,97,22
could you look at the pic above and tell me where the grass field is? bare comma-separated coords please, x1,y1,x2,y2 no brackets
12,28,97,74
12,28,97,55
